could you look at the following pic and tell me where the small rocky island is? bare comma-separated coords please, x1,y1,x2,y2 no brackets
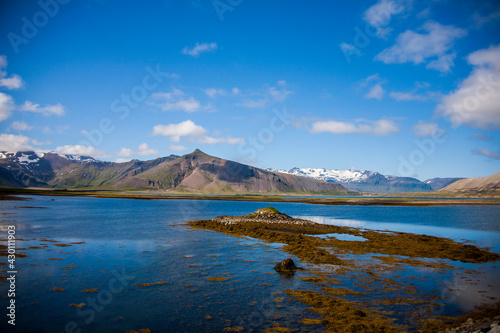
189,207,500,332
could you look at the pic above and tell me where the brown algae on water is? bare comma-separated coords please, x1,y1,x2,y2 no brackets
189,207,500,331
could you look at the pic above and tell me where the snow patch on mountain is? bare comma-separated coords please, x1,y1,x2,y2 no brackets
269,167,375,183
0,151,97,163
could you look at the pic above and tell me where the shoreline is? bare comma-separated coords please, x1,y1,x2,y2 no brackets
189,207,500,332
1,188,499,206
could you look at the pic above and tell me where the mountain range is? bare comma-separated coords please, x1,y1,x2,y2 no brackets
0,150,350,195
267,167,462,193
439,172,500,196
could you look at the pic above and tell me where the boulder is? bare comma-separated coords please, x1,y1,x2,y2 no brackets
274,258,299,272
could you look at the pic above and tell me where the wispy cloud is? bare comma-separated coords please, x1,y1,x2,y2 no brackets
10,121,32,131
181,42,218,57
20,101,65,116
360,74,386,100
168,144,188,152
471,133,494,141
412,121,442,137
375,21,467,73
204,88,227,98
390,91,439,101
363,0,407,38
309,119,399,136
198,135,244,145
150,88,211,113
366,84,385,100
437,44,500,129
473,148,500,159
238,81,292,108
473,10,500,29
0,55,23,90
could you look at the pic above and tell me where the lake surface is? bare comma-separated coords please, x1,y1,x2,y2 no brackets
0,196,499,332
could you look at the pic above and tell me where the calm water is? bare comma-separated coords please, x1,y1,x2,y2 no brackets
0,195,499,332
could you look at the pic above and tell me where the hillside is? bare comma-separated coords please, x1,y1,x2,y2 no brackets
423,177,463,191
113,150,351,194
269,167,433,193
439,172,500,196
0,150,352,195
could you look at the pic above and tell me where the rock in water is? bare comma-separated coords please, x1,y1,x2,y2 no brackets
274,258,299,272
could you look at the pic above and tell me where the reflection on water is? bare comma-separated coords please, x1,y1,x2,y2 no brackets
0,195,499,332
305,233,368,242
299,215,500,253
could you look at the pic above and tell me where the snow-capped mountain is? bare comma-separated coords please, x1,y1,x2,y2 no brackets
0,151,97,164
0,150,349,194
268,167,434,193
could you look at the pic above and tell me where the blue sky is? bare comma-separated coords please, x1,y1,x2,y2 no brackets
0,0,499,180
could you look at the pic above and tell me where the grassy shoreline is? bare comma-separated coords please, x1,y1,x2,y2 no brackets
1,187,499,206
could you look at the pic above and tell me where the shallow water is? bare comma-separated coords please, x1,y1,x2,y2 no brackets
0,196,499,332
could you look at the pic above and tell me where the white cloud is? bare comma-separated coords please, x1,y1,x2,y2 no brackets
232,87,240,95
412,121,440,137
152,120,244,145
114,158,132,163
181,42,218,57
204,88,226,98
151,88,210,113
375,21,467,73
238,82,292,108
152,120,207,142
310,119,399,136
54,145,105,157
117,147,133,157
10,121,32,131
0,55,24,90
0,133,33,152
135,143,158,155
366,84,385,100
20,101,65,116
168,144,188,152
0,74,23,90
198,136,244,145
436,44,500,129
363,0,406,38
473,148,500,159
0,92,14,122
116,143,158,157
